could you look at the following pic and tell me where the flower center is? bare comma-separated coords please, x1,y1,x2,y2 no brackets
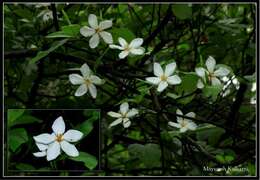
180,120,187,128
160,75,168,81
56,134,63,142
95,28,102,33
208,73,215,82
85,79,92,85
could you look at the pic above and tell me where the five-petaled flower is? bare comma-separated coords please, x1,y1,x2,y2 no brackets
168,109,197,133
195,56,230,89
146,62,182,92
69,63,103,98
80,14,113,49
33,116,83,161
107,102,138,128
109,37,145,59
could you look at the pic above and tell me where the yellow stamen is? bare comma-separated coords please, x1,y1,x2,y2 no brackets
85,79,92,85
180,120,187,128
56,134,63,142
95,28,102,33
160,75,168,81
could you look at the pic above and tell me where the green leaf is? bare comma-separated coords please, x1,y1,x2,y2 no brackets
9,128,28,152
69,152,98,170
76,112,99,137
30,39,68,64
8,109,25,127
196,125,225,146
202,85,223,102
16,163,36,170
172,4,192,20
10,115,42,127
110,28,135,42
216,154,225,163
46,24,80,38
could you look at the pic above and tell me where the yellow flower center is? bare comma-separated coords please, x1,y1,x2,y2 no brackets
85,79,92,85
95,28,102,33
180,120,188,128
160,75,168,81
208,73,216,83
56,134,63,142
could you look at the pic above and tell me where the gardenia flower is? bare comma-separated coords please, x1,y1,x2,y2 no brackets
109,37,145,59
168,109,197,133
107,102,138,128
69,63,103,98
80,14,113,48
146,62,182,92
33,116,83,161
195,56,230,89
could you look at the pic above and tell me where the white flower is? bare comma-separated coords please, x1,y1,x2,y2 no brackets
109,37,145,59
33,116,83,161
107,102,138,128
195,56,230,89
80,14,113,49
69,63,103,98
145,62,182,92
37,9,53,22
168,109,197,133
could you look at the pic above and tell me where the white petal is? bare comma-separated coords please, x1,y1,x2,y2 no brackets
167,75,181,85
146,77,161,85
126,108,138,118
47,141,61,161
88,14,98,29
168,121,181,128
187,121,197,130
120,102,129,114
36,143,48,151
165,62,176,76
80,63,91,78
90,75,103,85
88,83,97,98
75,84,88,97
99,20,112,30
33,151,47,157
129,38,143,48
118,37,128,48
52,116,65,135
80,26,95,37
119,50,129,59
197,79,204,89
109,44,124,50
123,118,131,128
214,67,230,77
60,141,79,157
211,77,221,86
69,74,84,85
206,56,216,73
153,63,163,77
130,47,145,55
33,133,55,144
157,81,168,92
185,112,196,119
109,118,123,128
63,130,83,142
180,127,188,133
89,33,100,49
107,111,122,118
100,31,113,44
195,67,206,78
176,109,183,123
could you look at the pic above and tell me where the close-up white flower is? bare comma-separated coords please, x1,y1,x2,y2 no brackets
109,37,145,59
107,102,138,128
168,109,197,133
33,116,83,161
80,14,113,48
69,63,103,98
146,62,182,92
195,56,230,89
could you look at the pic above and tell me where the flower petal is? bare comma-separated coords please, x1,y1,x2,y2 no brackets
52,116,65,135
195,67,206,78
146,77,161,85
90,75,103,85
33,151,47,157
211,77,221,86
33,133,55,144
214,67,230,77
88,83,97,98
176,109,183,123
36,143,48,151
69,74,84,85
80,63,91,78
157,81,168,92
130,47,145,55
100,31,113,44
165,62,176,76
109,44,124,50
63,130,83,142
60,141,79,157
80,26,95,37
185,112,195,119
129,38,143,48
153,63,163,77
206,56,216,73
107,111,122,118
120,102,129,114
187,121,197,130
89,33,100,49
197,79,204,89
168,121,181,128
99,20,112,30
109,118,123,128
75,84,88,97
180,127,188,133
47,141,61,161
118,37,128,48
119,50,129,59
88,14,98,29
123,118,131,128
126,108,138,118
167,75,181,85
